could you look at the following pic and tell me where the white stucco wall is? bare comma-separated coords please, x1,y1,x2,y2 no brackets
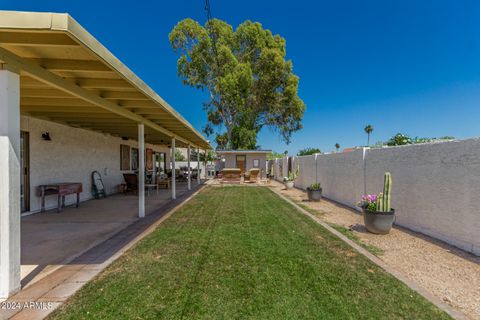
294,155,317,190
272,140,480,255
365,139,480,255
21,116,171,213
316,150,365,207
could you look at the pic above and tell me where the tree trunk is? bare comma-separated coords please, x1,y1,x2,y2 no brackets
226,125,233,150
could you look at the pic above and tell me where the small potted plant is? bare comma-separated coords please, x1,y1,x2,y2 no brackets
358,172,395,234
307,182,322,201
283,165,299,189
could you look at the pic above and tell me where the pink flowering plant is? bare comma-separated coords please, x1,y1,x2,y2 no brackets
358,194,379,211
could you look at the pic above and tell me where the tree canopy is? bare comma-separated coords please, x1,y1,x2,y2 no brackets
297,147,321,156
174,149,186,161
169,18,305,149
267,151,287,160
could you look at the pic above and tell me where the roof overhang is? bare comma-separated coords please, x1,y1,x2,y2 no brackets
0,11,211,149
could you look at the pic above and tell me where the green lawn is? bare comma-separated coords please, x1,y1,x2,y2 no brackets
50,186,450,320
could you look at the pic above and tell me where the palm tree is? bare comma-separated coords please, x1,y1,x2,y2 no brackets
364,124,374,146
335,143,340,152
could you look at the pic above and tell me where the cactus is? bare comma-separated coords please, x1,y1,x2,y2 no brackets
376,193,384,212
375,172,392,212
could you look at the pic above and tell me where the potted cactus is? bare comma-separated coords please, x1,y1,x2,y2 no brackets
307,182,322,201
358,172,395,234
283,164,299,189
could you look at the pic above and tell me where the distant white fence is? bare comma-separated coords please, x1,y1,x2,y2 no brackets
269,138,480,256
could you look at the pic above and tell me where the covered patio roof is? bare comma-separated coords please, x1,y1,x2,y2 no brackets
0,10,210,149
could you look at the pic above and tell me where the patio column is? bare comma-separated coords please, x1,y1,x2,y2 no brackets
171,137,176,199
204,149,208,179
0,67,21,299
138,123,145,218
197,147,201,184
187,145,191,190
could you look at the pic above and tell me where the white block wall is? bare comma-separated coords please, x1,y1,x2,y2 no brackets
270,139,480,255
365,140,480,256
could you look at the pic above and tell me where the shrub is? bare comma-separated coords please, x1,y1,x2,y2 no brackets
297,147,321,156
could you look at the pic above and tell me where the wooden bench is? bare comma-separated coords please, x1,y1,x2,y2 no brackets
221,168,242,184
37,183,83,213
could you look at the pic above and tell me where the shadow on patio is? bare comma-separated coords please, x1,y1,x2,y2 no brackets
21,181,195,288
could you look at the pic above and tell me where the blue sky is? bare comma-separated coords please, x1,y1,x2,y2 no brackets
3,0,480,154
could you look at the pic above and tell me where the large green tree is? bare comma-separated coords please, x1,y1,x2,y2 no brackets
169,18,305,149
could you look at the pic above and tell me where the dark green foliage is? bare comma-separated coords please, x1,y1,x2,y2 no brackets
174,149,185,161
169,19,305,149
266,151,285,160
387,133,414,146
297,147,321,156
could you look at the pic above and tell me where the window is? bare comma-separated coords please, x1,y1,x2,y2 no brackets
120,144,131,170
253,159,259,168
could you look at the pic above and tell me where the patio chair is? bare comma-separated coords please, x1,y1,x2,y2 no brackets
244,168,260,183
123,173,138,193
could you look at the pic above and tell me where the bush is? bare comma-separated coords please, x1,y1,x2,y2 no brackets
297,147,321,156
387,133,413,146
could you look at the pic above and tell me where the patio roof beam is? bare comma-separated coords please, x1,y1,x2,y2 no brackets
21,88,72,98
43,118,134,124
21,97,95,107
0,47,192,146
21,106,110,114
0,32,80,47
24,112,129,119
27,59,113,72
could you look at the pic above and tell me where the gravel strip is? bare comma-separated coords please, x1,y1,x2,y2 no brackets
269,181,480,320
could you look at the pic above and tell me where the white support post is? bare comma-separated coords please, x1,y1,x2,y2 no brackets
187,145,191,190
204,149,208,179
138,123,145,218
171,138,176,199
0,68,21,299
197,147,201,184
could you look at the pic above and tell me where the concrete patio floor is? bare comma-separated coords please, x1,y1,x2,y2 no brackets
21,181,192,288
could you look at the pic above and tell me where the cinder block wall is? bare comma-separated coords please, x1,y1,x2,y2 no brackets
270,139,480,256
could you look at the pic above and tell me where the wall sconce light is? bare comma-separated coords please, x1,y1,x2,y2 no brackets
41,132,51,141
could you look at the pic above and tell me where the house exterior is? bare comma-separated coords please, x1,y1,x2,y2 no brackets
0,11,211,299
216,150,270,177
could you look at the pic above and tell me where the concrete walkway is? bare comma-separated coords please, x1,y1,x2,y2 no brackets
269,181,480,320
21,182,190,288
0,182,201,320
